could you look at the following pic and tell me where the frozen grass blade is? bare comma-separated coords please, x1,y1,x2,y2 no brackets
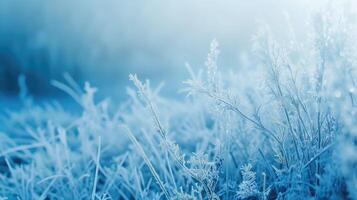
121,125,171,200
92,136,102,200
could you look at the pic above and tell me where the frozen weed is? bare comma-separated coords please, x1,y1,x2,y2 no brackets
1,2,357,200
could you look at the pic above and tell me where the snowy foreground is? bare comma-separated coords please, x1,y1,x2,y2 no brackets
1,5,357,200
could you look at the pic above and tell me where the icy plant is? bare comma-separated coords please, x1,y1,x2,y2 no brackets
236,164,259,200
128,73,220,200
1,2,357,200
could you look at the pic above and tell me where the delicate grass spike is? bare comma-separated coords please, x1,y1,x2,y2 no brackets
121,125,171,200
129,73,167,139
206,39,220,92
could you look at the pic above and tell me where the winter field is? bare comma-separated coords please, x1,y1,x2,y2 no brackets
1,1,357,200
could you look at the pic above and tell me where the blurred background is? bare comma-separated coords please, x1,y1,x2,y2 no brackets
0,0,328,105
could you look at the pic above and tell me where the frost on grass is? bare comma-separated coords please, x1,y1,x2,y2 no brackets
1,3,357,200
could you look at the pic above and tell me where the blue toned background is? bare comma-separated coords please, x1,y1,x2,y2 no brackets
0,0,317,102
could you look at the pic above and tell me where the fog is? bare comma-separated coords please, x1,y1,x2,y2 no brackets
0,0,330,99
